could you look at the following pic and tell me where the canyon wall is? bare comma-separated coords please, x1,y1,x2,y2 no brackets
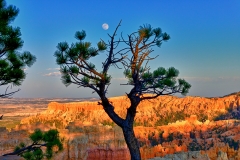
20,94,240,127
1,93,240,159
2,117,240,159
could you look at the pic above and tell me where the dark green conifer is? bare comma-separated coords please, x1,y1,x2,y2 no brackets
3,129,63,160
0,0,36,98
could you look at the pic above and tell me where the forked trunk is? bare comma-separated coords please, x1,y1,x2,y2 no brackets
99,94,141,159
122,125,141,160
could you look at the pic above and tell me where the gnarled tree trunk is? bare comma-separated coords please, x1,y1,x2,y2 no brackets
122,124,141,160
100,94,142,160
122,96,141,160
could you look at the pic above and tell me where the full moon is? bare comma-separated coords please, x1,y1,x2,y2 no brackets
102,23,109,30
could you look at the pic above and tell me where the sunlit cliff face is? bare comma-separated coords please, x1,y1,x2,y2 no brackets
1,93,240,159
21,94,240,127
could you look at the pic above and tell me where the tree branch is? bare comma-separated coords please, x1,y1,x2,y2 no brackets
2,143,47,156
103,20,122,73
99,96,124,127
0,86,20,98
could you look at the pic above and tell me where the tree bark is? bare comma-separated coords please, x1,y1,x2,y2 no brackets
122,95,141,160
122,125,141,160
100,92,141,159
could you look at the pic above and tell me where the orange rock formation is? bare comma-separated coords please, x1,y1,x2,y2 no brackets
20,94,240,127
1,93,240,159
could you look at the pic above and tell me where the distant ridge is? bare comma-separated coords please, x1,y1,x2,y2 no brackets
221,91,240,98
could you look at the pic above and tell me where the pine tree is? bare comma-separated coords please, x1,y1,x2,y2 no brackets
0,0,36,98
54,21,191,160
3,129,63,160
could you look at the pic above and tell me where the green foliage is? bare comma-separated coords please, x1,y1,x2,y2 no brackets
139,24,153,39
103,73,111,84
14,146,20,152
138,24,170,44
153,28,162,38
88,62,95,70
123,69,132,79
30,129,43,142
13,129,63,160
57,41,68,52
75,30,86,41
154,108,187,126
55,22,190,99
177,79,191,95
0,0,36,98
28,118,66,129
102,120,115,127
54,30,107,87
19,142,25,148
153,67,166,78
69,65,79,75
54,22,191,159
60,69,72,87
133,121,142,127
124,66,191,96
21,152,34,160
21,148,43,160
162,32,170,41
81,76,90,85
166,67,179,78
197,110,208,123
97,40,107,51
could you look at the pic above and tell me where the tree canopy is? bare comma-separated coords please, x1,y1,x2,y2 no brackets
54,21,191,160
3,129,63,160
0,0,36,98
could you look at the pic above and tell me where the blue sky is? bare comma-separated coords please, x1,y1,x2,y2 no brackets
5,0,240,98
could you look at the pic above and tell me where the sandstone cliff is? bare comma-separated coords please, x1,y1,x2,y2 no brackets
20,94,240,128
1,93,240,159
